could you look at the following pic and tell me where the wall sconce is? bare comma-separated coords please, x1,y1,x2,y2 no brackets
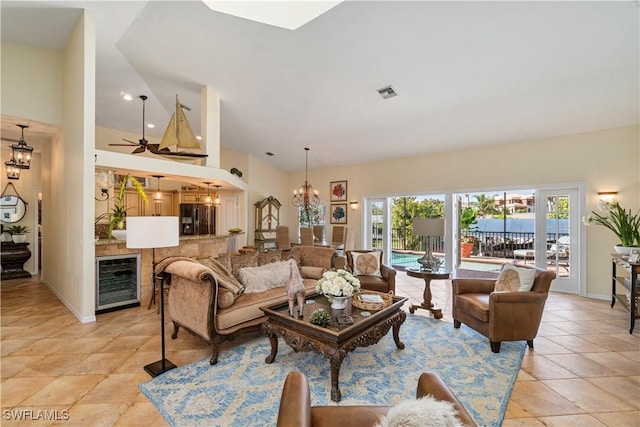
95,188,109,201
598,191,617,202
350,201,358,210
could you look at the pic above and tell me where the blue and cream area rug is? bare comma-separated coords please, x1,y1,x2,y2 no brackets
139,315,525,427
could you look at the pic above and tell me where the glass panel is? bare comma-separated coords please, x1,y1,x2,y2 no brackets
369,201,384,250
545,195,571,278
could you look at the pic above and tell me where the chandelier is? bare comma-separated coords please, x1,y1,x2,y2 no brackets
292,147,319,218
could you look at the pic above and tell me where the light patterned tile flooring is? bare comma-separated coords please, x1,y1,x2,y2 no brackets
1,274,639,426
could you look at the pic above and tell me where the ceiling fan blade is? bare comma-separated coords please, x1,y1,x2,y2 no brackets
147,144,160,151
1,137,20,143
132,146,145,154
109,143,137,146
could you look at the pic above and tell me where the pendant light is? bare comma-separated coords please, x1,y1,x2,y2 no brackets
5,157,21,180
213,185,221,206
11,125,34,169
292,147,319,225
152,175,164,215
203,182,213,206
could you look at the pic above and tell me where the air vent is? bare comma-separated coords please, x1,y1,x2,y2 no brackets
265,152,274,156
377,85,397,99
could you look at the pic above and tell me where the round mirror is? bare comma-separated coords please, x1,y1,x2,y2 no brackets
1,196,27,223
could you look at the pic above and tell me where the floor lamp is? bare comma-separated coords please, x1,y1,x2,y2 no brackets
127,216,179,377
413,218,445,271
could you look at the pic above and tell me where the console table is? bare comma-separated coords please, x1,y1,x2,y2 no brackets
1,242,32,280
611,255,639,334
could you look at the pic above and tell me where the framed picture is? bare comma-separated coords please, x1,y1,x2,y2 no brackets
330,180,347,202
629,250,640,263
330,204,347,224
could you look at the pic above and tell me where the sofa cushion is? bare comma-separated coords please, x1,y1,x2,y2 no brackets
257,249,282,266
351,251,382,277
300,266,325,280
230,252,259,281
455,294,490,322
495,263,536,292
239,260,291,293
374,396,463,427
217,288,235,309
216,278,317,331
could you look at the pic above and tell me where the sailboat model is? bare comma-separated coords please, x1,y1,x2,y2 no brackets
152,96,208,159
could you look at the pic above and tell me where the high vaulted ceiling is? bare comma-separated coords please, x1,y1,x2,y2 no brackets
2,1,638,172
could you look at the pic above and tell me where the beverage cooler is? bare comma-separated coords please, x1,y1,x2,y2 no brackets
180,203,215,235
95,254,140,314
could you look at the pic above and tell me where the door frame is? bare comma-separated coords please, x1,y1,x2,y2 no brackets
364,198,390,265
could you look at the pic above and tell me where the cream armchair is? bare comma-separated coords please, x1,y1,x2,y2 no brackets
452,266,556,353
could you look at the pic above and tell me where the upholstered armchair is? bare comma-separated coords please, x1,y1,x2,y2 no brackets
345,250,396,294
452,266,556,353
276,371,476,427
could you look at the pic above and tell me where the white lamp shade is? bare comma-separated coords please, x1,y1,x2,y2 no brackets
126,216,180,249
413,218,445,237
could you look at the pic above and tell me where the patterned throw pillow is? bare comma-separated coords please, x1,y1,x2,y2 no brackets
257,249,282,266
495,263,537,292
351,251,382,277
230,252,259,281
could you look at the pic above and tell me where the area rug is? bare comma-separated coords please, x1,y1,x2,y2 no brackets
139,315,525,427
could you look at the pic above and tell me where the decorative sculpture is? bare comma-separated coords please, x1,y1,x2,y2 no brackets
286,259,305,317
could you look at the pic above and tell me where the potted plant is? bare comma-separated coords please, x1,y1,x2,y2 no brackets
460,207,478,258
6,224,30,243
95,173,148,239
583,200,640,254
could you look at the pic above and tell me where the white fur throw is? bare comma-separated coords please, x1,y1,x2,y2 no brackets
375,396,463,427
239,260,291,293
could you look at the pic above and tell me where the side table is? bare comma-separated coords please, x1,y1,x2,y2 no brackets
406,268,451,319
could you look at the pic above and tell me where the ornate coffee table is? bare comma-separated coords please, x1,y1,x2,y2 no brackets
260,293,407,402
406,268,451,319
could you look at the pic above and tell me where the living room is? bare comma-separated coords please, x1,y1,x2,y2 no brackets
1,1,638,426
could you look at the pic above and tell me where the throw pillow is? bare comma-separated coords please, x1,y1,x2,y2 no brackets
239,260,291,293
300,266,326,280
351,251,382,277
374,396,463,427
230,252,259,281
196,257,245,297
257,249,282,266
215,253,232,273
495,263,537,292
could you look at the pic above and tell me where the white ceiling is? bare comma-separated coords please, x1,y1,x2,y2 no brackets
1,1,638,172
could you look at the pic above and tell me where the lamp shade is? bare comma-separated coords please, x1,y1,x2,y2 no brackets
413,218,445,237
126,216,179,249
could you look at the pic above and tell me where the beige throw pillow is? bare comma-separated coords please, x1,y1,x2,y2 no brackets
239,260,291,293
495,263,536,292
351,251,382,277
300,266,325,280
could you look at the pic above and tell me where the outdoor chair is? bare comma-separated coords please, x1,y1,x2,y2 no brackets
276,371,476,427
452,265,556,352
546,236,570,265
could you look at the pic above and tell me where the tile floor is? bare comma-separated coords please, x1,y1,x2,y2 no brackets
1,273,639,426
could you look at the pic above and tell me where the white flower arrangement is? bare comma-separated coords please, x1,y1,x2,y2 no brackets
316,269,361,297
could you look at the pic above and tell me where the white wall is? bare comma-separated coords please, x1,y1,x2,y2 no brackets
283,125,639,298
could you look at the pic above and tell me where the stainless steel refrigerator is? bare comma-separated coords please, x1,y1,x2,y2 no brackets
179,203,215,235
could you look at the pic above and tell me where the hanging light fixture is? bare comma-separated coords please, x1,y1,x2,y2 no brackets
203,182,213,206
213,185,221,207
11,125,34,169
292,147,319,223
5,157,21,180
152,175,164,215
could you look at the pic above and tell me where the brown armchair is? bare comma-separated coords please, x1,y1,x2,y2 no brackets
346,250,396,294
452,266,556,353
276,371,476,427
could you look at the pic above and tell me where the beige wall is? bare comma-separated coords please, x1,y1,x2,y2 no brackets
1,43,64,125
283,125,639,299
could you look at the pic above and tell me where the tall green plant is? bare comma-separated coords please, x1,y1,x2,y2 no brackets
583,201,640,247
95,174,148,238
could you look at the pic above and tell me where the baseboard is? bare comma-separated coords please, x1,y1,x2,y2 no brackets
41,278,96,324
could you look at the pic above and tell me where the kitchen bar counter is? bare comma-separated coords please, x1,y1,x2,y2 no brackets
95,233,245,310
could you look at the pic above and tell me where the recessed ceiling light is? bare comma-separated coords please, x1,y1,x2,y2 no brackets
265,152,274,156
377,85,397,99
196,136,202,141
147,123,155,129
122,93,133,101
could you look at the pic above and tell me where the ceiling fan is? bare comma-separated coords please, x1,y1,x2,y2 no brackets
108,95,159,154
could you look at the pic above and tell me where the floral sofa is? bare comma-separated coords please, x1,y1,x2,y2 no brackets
156,246,342,364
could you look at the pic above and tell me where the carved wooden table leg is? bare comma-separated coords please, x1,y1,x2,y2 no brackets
265,332,278,364
406,269,450,319
330,352,346,402
393,311,406,349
